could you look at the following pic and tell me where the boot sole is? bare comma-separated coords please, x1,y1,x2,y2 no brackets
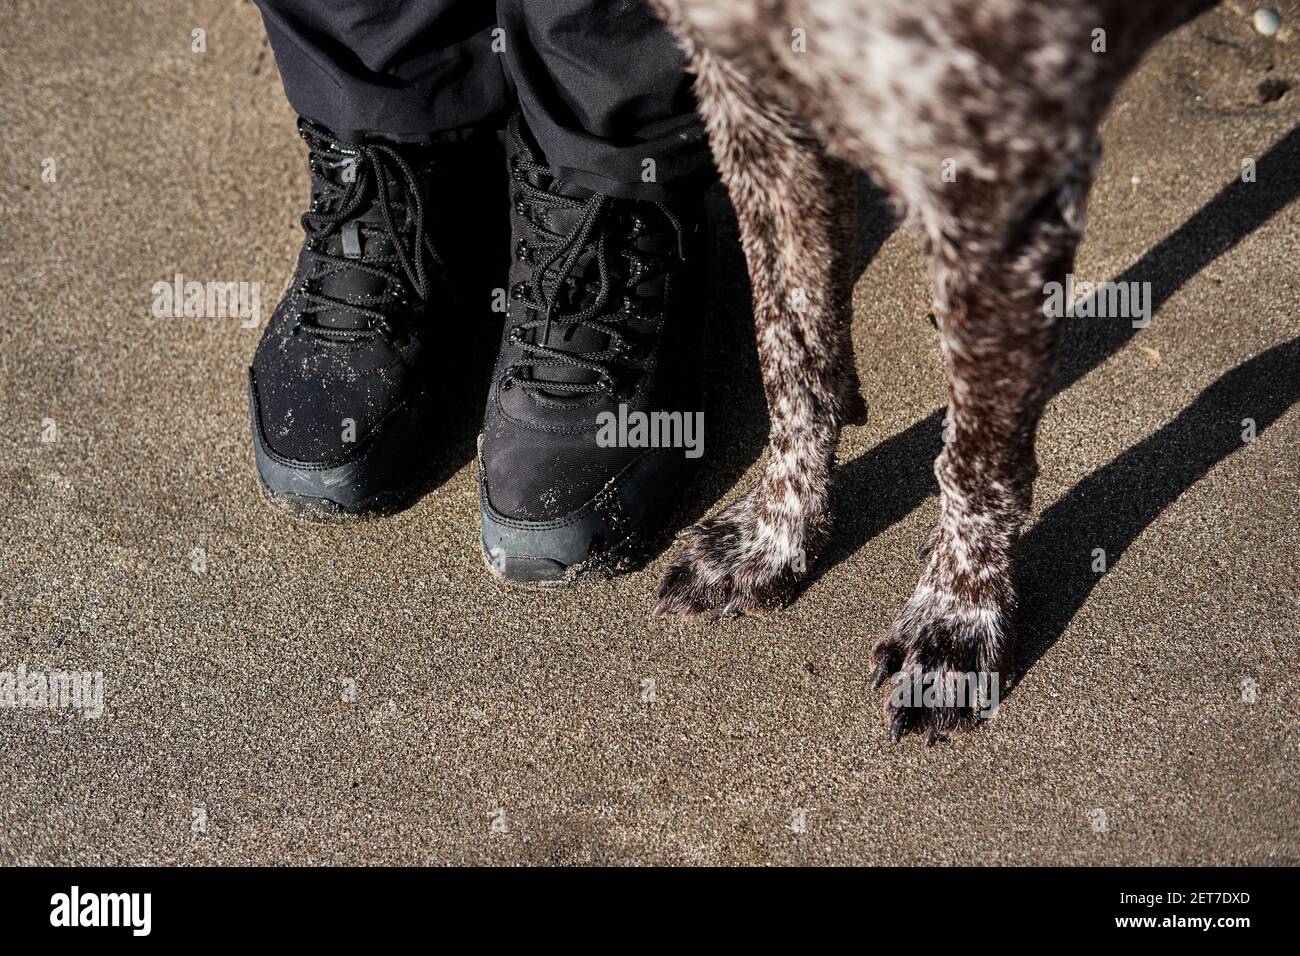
248,368,435,523
478,440,694,586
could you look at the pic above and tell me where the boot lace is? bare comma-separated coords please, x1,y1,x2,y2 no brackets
502,153,684,397
293,119,445,343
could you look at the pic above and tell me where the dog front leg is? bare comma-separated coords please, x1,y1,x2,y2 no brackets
871,170,1094,742
654,52,866,617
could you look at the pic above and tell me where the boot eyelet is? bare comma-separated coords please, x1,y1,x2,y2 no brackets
511,282,529,301
515,239,531,263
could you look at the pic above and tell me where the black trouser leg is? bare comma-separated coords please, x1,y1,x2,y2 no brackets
255,0,708,197
254,0,510,141
496,0,708,199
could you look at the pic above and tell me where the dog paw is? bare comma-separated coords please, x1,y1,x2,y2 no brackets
869,582,1014,745
652,494,822,618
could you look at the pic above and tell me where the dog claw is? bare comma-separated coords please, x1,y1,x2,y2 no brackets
889,710,910,743
924,728,940,747
719,599,741,619
870,663,891,689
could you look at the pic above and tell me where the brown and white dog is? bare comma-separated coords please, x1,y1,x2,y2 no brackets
648,0,1201,742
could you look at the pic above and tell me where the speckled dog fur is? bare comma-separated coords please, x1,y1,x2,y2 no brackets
649,0,1197,741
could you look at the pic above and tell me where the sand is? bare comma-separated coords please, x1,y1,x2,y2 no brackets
0,0,1296,864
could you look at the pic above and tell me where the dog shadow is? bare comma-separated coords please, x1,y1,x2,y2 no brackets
806,125,1300,684
1015,334,1300,682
